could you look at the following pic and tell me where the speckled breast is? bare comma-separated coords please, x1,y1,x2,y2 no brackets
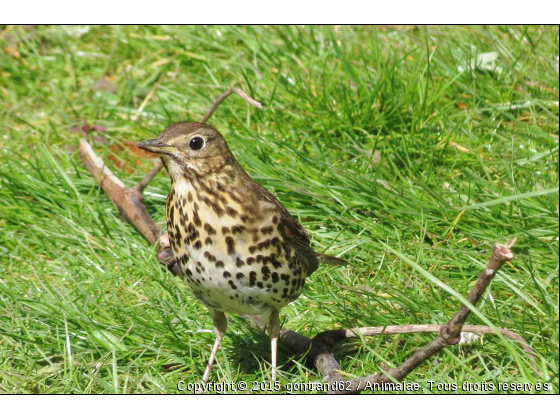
165,180,308,315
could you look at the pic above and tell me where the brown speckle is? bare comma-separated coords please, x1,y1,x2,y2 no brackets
169,204,175,222
231,225,244,235
212,202,225,217
260,225,274,235
204,223,216,235
228,191,243,204
204,251,217,263
225,236,235,255
192,207,201,226
262,266,271,277
257,239,271,250
225,206,238,218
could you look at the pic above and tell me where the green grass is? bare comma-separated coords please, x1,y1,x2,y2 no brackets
0,25,558,394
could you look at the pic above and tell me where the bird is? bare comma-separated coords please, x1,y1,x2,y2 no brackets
137,121,347,382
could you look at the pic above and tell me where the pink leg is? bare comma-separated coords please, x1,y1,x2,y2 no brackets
202,310,227,383
267,310,280,381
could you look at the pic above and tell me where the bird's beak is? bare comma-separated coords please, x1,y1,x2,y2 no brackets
137,139,177,154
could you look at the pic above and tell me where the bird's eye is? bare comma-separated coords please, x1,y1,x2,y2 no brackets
189,136,205,151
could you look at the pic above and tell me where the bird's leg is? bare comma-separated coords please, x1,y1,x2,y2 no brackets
267,309,281,381
202,310,227,383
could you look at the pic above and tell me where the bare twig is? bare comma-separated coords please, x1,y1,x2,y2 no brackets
135,160,165,194
79,138,161,245
201,87,263,124
313,324,535,362
338,238,520,394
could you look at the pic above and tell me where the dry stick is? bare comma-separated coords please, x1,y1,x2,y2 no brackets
200,87,263,124
257,239,535,393
134,160,165,195
313,324,535,362
338,239,519,394
79,90,534,392
79,139,161,246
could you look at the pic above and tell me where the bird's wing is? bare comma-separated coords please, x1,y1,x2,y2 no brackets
254,183,313,252
276,204,313,252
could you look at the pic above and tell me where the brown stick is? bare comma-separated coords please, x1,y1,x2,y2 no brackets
313,324,535,362
79,138,161,245
200,87,263,123
338,238,519,394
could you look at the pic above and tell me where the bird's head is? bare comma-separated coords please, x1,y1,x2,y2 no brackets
137,122,237,181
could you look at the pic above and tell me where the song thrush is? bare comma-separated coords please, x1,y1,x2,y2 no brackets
137,122,346,382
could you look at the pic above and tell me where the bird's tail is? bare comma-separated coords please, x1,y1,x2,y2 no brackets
316,253,348,266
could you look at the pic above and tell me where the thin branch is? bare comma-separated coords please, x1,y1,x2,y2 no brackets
248,239,533,393
134,161,164,194
247,287,537,394
338,238,520,394
201,87,263,124
79,138,161,245
313,324,535,362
